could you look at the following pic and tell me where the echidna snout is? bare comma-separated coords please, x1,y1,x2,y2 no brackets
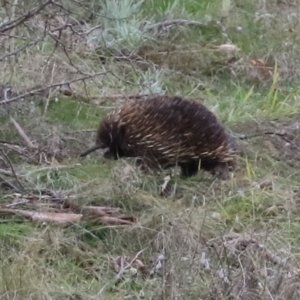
80,143,101,157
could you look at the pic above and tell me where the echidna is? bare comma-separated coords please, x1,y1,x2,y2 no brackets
80,95,238,179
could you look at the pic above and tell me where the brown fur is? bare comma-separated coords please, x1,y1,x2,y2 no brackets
80,95,238,179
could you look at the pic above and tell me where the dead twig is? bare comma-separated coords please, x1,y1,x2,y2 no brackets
0,71,109,105
237,130,300,152
0,143,40,164
0,168,14,176
5,199,30,207
114,249,147,281
0,0,54,33
223,234,297,275
0,174,22,192
0,148,25,192
50,23,103,37
100,215,136,225
0,37,45,62
145,19,204,32
237,131,292,140
0,140,22,146
10,116,38,149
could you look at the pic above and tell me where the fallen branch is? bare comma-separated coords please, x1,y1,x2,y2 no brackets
0,208,83,224
100,216,136,225
83,206,121,216
0,205,136,226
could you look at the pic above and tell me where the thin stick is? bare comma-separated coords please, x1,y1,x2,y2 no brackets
0,174,21,192
97,248,147,296
0,0,53,33
114,248,146,280
0,169,14,176
10,116,37,149
145,19,204,31
0,148,25,192
0,71,109,105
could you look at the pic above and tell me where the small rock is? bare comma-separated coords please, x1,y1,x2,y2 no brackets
211,212,221,220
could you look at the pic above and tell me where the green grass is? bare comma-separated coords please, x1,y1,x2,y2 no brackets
0,223,33,248
45,97,109,129
1,0,300,299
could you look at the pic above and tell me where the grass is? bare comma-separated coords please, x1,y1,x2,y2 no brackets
1,0,300,299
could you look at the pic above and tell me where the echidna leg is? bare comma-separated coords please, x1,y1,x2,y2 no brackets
134,157,158,175
103,146,134,160
179,161,199,177
200,160,230,180
103,149,117,160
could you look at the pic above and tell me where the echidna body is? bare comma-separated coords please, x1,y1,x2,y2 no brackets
80,96,238,179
